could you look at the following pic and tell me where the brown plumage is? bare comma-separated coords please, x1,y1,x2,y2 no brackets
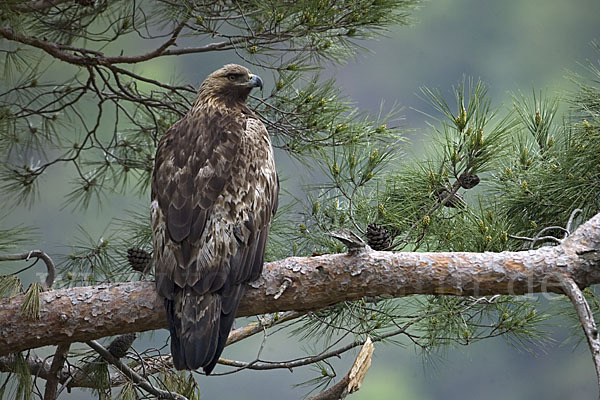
151,64,278,374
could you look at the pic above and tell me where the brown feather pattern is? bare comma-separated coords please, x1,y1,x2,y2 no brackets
151,64,278,373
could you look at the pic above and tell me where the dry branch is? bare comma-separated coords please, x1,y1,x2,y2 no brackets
1,212,599,357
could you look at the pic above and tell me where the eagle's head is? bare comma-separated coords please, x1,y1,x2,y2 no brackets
197,64,263,107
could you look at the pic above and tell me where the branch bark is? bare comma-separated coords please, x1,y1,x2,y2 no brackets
1,212,599,357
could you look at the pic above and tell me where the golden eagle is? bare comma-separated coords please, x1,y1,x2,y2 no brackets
151,64,278,373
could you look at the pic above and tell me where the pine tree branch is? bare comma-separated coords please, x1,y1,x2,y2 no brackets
307,337,374,400
42,343,70,400
226,311,305,346
0,353,96,388
559,276,600,395
8,0,73,13
0,212,599,357
216,325,408,372
0,26,240,67
86,339,189,400
0,249,56,289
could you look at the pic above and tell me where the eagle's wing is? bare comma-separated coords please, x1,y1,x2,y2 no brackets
151,109,278,373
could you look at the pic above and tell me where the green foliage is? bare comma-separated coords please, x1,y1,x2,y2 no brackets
492,83,600,237
8,352,33,400
0,222,33,252
57,227,120,286
0,0,420,210
415,295,550,354
372,78,517,251
419,78,517,174
293,360,337,397
0,274,22,298
283,56,600,393
116,382,137,400
418,204,516,252
158,370,200,400
19,282,41,320
80,358,111,400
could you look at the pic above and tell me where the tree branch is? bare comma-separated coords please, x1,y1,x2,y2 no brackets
226,311,305,346
559,276,600,394
1,212,599,357
9,0,73,13
217,325,410,372
307,337,374,400
86,340,188,400
0,249,56,289
0,26,244,67
42,343,70,400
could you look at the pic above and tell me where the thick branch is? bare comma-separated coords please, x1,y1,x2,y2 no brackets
1,212,600,356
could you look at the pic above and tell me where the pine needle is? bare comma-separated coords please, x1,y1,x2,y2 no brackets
20,282,41,320
13,353,33,400
160,370,200,400
0,275,22,298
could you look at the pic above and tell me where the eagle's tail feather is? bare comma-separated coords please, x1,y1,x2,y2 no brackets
202,285,245,375
164,298,187,370
167,286,245,374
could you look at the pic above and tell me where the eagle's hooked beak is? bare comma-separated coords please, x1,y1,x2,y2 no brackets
248,74,263,90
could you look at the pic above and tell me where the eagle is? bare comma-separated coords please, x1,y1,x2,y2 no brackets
151,64,278,374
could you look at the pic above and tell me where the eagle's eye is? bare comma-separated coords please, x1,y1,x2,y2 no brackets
227,74,237,81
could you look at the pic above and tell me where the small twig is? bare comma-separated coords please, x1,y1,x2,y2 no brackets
529,235,563,249
530,226,568,249
227,311,304,346
273,278,293,300
0,250,56,289
86,340,188,400
329,229,368,255
565,208,583,238
558,276,600,396
43,343,70,400
9,0,72,12
308,337,374,400
510,210,584,249
217,322,412,371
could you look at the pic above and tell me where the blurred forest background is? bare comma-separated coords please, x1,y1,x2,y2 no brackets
3,0,600,399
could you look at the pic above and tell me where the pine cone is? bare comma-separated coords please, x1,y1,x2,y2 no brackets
107,333,136,358
458,172,480,189
366,223,391,250
126,248,151,273
436,189,465,208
